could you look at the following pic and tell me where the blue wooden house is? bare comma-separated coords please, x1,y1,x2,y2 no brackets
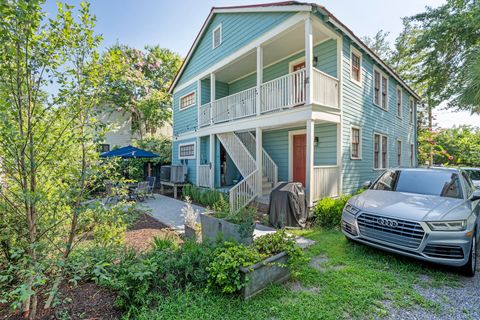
168,1,419,211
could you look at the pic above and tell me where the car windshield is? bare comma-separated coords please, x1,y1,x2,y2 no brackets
371,170,463,199
465,169,480,180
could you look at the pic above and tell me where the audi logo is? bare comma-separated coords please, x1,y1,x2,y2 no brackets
376,218,399,228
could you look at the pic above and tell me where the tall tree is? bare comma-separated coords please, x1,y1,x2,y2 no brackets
101,45,182,138
361,30,393,64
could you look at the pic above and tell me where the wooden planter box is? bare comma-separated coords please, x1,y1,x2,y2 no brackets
200,213,253,245
240,251,290,299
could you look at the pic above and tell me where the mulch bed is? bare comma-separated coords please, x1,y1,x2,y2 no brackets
1,213,177,320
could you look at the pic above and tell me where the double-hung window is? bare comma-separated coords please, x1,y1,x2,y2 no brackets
350,47,362,85
351,126,362,159
396,86,402,118
374,133,388,170
374,68,388,109
178,142,196,160
212,24,222,49
409,98,415,124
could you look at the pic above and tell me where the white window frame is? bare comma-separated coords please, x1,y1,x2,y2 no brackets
373,132,388,170
409,97,415,124
373,67,389,110
350,125,362,160
410,143,415,167
212,24,222,49
350,46,362,86
178,141,196,160
179,90,196,111
396,139,402,167
396,85,403,118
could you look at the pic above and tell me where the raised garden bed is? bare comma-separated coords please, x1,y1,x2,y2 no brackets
200,213,254,245
240,251,290,299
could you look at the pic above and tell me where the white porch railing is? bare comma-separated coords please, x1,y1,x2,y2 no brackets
212,87,257,124
199,102,211,127
197,164,210,187
229,170,258,213
312,165,340,202
260,68,306,113
312,68,339,109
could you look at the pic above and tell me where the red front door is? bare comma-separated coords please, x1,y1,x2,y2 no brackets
292,134,306,187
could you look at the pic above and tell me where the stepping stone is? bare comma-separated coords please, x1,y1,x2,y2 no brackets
309,255,329,271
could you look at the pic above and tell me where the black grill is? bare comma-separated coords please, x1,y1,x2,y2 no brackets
342,221,358,236
423,244,464,259
357,213,425,249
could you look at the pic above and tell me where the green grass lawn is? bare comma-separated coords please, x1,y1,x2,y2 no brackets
135,229,459,320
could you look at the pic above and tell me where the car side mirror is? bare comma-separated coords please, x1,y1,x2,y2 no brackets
362,180,372,189
471,190,480,201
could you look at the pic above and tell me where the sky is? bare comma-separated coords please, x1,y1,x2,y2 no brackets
43,0,480,128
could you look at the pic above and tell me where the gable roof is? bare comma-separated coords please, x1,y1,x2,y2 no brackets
169,1,421,101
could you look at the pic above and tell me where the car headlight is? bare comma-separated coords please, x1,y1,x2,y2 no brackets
343,203,360,216
426,220,467,231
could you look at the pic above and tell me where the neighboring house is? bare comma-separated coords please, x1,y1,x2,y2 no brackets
168,1,419,211
98,107,172,152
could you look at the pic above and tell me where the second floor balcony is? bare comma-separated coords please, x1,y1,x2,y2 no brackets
195,16,341,129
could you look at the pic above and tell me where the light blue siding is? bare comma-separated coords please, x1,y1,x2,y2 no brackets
177,12,295,87
262,124,337,182
172,83,198,136
340,36,417,194
229,39,338,94
172,138,197,184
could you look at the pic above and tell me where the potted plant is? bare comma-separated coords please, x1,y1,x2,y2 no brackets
200,197,255,245
182,196,201,241
207,230,306,299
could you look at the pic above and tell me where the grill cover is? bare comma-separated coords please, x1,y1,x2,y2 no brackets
268,182,307,228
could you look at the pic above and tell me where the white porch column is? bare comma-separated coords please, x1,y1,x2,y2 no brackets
255,127,263,195
196,136,201,186
197,79,202,129
256,46,263,116
304,16,313,105
209,134,215,189
306,119,314,207
210,73,215,125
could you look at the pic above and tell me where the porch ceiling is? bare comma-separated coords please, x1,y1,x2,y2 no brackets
214,22,331,84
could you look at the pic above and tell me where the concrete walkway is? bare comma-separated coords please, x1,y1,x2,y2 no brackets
139,194,315,248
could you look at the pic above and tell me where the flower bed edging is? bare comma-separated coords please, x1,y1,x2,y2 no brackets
200,213,253,245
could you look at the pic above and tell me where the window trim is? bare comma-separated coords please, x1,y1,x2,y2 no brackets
373,132,389,170
409,97,415,124
396,139,402,167
373,67,389,110
350,125,362,160
350,46,362,87
179,90,196,111
410,143,415,167
178,141,196,160
212,24,222,49
396,85,403,119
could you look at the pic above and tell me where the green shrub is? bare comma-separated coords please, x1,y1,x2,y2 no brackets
207,243,263,294
182,185,228,210
314,194,352,229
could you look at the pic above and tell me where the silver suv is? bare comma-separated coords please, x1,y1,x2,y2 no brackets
342,168,480,276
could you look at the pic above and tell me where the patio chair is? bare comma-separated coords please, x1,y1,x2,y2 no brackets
104,180,118,204
146,176,156,199
135,181,149,202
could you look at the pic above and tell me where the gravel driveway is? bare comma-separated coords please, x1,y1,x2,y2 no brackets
385,252,480,320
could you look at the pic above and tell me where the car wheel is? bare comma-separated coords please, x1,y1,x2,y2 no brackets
460,233,477,277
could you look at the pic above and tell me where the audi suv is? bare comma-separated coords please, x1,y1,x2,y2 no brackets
341,168,480,276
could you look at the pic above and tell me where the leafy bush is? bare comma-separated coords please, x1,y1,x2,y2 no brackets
207,243,263,294
314,194,352,229
182,185,228,209
207,230,307,294
101,238,215,315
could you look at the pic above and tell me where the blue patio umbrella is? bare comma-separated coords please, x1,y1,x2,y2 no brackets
100,145,159,159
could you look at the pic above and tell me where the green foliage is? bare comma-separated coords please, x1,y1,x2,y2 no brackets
207,243,263,294
134,135,172,165
208,230,306,294
182,185,228,209
361,30,393,63
100,45,182,138
314,195,352,229
100,239,215,316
